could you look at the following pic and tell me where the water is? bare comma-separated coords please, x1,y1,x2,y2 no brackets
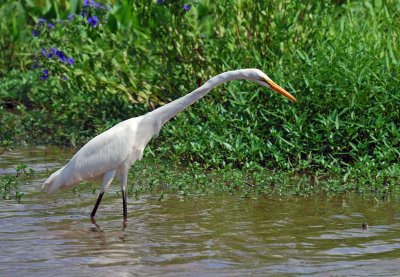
1,146,400,276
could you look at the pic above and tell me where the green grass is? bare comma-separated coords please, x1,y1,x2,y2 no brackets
0,163,33,202
65,156,398,199
0,0,399,195
125,157,400,198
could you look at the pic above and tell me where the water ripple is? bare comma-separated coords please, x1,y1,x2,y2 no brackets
1,146,400,276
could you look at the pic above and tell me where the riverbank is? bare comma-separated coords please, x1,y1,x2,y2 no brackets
1,146,398,203
1,1,399,197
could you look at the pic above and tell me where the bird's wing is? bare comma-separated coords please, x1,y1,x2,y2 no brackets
59,118,140,187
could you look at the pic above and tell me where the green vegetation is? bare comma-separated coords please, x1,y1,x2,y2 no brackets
0,164,33,202
126,158,399,198
0,0,399,196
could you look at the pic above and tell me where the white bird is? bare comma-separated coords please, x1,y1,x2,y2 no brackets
42,69,297,224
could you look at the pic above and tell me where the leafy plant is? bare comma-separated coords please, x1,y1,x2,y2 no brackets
0,0,399,193
0,163,34,202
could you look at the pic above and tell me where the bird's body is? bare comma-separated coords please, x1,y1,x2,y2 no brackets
42,69,297,224
43,115,157,194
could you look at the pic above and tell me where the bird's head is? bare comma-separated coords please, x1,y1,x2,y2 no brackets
241,68,297,102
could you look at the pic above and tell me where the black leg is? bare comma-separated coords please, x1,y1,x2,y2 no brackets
122,189,127,223
90,217,100,230
91,192,104,219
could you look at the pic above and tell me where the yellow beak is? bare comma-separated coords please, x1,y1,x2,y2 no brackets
268,80,297,102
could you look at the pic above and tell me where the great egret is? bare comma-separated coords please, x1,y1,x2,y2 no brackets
42,69,297,224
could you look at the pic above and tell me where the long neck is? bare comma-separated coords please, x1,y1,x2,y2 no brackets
148,70,244,126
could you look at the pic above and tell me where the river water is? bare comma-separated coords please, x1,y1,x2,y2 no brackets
1,146,399,276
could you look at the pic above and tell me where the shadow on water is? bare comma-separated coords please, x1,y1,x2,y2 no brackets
1,146,400,276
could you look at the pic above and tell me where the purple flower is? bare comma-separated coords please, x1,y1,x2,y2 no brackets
33,59,38,70
84,0,102,9
55,50,67,62
157,0,164,4
38,18,46,24
32,30,39,37
93,2,103,9
66,57,74,65
83,0,92,7
48,23,54,29
87,16,99,27
67,13,75,20
40,69,49,81
81,1,106,17
62,75,68,81
40,49,53,58
183,4,191,11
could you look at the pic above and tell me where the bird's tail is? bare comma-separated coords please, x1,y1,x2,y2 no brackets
42,167,64,195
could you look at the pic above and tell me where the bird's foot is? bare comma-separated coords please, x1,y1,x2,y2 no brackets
90,217,101,231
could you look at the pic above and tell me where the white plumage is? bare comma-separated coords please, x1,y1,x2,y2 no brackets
42,69,297,223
